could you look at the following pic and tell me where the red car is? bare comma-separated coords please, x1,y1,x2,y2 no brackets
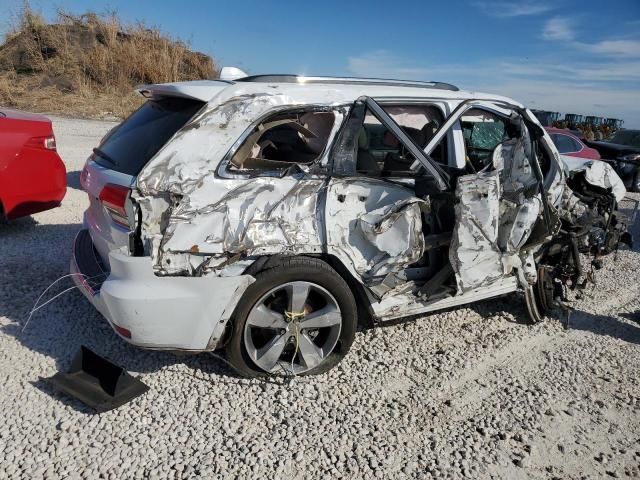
0,109,66,220
545,127,601,160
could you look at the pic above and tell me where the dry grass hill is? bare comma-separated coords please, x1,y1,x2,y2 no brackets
0,7,217,119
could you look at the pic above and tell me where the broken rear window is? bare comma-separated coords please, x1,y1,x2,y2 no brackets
228,110,335,172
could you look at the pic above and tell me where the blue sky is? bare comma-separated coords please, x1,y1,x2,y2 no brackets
2,0,639,126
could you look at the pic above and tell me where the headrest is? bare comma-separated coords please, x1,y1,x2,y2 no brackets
404,121,439,148
419,120,439,147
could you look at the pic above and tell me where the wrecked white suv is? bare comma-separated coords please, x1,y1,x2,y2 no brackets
73,73,629,377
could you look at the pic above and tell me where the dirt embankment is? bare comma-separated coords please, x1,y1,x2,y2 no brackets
0,8,217,119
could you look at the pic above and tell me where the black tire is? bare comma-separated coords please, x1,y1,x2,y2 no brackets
226,257,358,377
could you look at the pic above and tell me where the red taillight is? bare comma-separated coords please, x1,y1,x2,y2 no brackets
25,135,57,151
99,183,130,229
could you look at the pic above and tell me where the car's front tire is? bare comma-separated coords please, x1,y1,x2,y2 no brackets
226,257,357,377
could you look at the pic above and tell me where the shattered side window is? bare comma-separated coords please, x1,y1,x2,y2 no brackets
461,109,506,171
334,104,445,177
383,105,447,165
354,109,422,176
228,110,335,172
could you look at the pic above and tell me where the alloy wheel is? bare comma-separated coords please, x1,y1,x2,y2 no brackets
243,281,342,375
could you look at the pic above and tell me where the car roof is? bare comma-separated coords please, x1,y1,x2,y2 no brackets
136,75,522,108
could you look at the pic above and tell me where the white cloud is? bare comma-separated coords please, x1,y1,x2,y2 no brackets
578,39,640,57
348,51,640,86
542,17,575,41
347,51,431,80
346,50,640,127
498,60,640,83
493,80,640,125
471,1,553,18
347,13,640,127
541,17,640,59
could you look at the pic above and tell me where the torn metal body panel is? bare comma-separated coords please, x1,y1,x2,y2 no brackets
358,198,427,276
561,155,626,202
72,75,630,367
372,276,519,320
134,89,559,292
448,112,551,293
325,178,426,281
450,171,503,292
133,88,350,275
134,92,562,313
136,87,352,195
527,153,631,322
154,176,327,275
493,119,545,261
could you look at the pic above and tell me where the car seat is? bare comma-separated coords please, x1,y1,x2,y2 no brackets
356,128,380,174
383,121,439,172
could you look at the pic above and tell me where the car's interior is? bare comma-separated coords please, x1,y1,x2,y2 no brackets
227,102,550,302
335,104,458,299
355,105,447,177
347,104,550,302
228,110,335,171
354,106,520,183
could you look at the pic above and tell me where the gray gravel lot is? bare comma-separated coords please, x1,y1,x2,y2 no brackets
1,116,639,479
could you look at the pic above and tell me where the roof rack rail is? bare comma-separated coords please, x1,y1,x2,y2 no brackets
235,74,459,92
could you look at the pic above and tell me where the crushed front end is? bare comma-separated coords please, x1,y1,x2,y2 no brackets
529,158,634,321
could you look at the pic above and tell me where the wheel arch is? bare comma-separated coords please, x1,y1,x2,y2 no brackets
222,253,361,376
242,253,375,328
211,253,375,351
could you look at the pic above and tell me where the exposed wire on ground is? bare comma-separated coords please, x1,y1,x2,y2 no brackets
22,272,107,332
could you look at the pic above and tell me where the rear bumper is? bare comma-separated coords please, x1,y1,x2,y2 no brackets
71,229,254,351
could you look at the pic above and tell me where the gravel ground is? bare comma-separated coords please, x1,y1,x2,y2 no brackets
1,116,639,479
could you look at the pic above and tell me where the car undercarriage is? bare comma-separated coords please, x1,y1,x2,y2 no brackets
530,167,633,322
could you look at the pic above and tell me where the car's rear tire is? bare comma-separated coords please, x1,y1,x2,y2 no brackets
226,257,357,377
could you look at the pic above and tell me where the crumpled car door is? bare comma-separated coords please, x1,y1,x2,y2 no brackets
417,101,559,293
325,178,428,283
324,97,449,288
